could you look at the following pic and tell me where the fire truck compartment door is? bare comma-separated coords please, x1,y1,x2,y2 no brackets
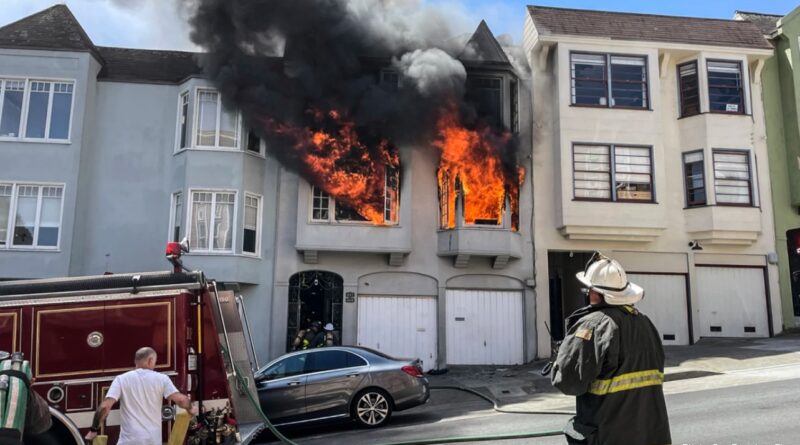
208,289,265,441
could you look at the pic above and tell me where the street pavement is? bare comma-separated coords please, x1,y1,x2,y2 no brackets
257,334,800,445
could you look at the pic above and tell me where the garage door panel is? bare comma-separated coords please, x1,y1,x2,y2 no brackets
628,274,690,345
357,296,437,371
446,290,523,365
696,267,768,338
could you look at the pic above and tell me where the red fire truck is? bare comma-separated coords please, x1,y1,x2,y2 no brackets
0,242,265,444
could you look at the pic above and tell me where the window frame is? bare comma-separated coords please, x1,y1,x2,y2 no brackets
244,128,264,157
309,179,400,226
192,87,242,151
682,150,707,208
569,51,650,110
0,77,75,143
706,59,746,115
466,75,505,128
712,148,754,207
186,188,238,254
1,182,65,250
572,143,655,203
168,191,183,243
242,192,262,257
174,90,190,152
677,61,701,118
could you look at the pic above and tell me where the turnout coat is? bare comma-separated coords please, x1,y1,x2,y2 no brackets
551,303,672,445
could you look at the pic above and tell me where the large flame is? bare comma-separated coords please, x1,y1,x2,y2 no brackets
263,109,399,224
435,106,523,231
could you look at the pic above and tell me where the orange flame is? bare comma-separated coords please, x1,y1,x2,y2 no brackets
434,106,523,231
263,109,399,224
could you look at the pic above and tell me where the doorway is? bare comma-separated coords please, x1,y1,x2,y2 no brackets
548,251,595,340
788,229,800,317
286,271,343,351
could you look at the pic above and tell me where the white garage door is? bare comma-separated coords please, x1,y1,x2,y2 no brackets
628,274,690,345
446,290,523,365
357,296,437,371
696,266,769,338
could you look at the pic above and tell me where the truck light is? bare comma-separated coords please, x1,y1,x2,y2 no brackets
166,242,182,259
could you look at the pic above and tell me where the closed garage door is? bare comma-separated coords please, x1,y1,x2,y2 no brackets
357,296,437,371
628,274,690,345
446,290,523,365
696,267,769,338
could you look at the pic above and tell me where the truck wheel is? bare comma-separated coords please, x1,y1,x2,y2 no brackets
352,388,393,428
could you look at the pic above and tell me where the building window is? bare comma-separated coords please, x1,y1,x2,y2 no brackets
177,91,189,150
243,193,261,255
311,169,399,224
195,89,239,149
189,190,236,252
713,150,752,205
0,79,73,141
311,187,331,222
510,78,519,133
384,166,399,224
170,192,183,242
245,129,261,154
570,53,648,109
707,61,744,114
0,183,63,249
467,76,503,127
683,151,706,207
573,144,653,202
678,61,700,118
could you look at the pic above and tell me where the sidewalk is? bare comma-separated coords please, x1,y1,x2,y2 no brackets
426,334,800,410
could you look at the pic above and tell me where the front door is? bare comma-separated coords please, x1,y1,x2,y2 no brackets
287,271,343,351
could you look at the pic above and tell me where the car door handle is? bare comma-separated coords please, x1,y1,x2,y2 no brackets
286,381,302,386
346,373,359,378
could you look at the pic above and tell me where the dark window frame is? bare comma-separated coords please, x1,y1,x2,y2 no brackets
569,51,651,110
706,59,746,115
682,149,706,207
677,61,701,118
466,75,504,128
712,148,754,207
572,143,655,203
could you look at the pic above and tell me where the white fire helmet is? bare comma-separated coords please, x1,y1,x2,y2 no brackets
576,255,644,305
324,323,335,332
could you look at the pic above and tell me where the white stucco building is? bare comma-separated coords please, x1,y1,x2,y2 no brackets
524,6,781,353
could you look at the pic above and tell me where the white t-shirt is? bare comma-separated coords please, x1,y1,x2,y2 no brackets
106,368,179,445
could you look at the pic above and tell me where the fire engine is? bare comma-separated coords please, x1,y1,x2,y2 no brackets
0,241,265,444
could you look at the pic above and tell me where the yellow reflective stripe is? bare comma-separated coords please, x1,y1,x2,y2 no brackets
588,369,664,396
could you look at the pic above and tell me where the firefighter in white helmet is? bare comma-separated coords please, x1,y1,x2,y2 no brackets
549,253,671,445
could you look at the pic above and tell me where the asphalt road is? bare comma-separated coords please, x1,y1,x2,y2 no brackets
256,377,800,445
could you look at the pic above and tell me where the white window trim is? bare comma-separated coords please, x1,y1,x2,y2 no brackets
710,148,757,207
242,192,262,257
0,77,75,144
174,89,190,153
308,183,400,226
309,185,332,223
185,188,238,254
1,181,65,251
167,191,183,243
191,87,242,151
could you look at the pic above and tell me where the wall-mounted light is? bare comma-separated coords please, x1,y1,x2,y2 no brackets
688,241,703,251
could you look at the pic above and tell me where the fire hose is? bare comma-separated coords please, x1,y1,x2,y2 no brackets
222,345,571,445
0,352,33,444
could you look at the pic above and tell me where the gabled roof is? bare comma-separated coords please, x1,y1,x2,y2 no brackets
527,5,773,50
0,4,104,61
97,47,203,84
461,20,510,65
734,11,782,36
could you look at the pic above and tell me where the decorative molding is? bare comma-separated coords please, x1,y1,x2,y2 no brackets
751,59,765,85
558,225,665,242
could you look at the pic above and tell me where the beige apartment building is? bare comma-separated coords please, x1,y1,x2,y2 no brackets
524,6,781,354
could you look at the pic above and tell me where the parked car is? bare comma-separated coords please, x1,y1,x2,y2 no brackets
254,346,429,428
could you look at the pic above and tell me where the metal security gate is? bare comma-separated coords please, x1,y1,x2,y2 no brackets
357,296,438,371
445,290,524,365
628,273,690,345
695,266,769,338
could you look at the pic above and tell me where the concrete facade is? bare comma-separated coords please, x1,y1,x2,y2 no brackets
524,8,782,355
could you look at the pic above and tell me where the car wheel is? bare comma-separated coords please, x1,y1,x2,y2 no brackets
352,389,393,428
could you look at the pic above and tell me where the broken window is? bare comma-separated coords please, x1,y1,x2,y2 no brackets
467,76,503,127
310,167,399,225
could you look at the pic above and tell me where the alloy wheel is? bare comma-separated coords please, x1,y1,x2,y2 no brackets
355,391,391,427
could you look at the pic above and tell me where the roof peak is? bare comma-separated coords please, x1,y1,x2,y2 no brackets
461,20,510,65
0,3,101,60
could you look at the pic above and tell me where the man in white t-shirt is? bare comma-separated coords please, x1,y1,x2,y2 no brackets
84,347,198,445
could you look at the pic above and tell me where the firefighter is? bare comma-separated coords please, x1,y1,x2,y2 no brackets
312,323,339,348
291,321,321,351
549,254,671,445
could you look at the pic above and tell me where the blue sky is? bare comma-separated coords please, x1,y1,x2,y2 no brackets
1,0,795,51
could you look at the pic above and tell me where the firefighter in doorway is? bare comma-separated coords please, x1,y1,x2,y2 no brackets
312,323,339,348
291,321,321,351
549,253,671,445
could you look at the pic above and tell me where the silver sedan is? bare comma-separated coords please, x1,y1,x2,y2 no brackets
254,346,430,428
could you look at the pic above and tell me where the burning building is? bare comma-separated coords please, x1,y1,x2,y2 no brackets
182,0,535,369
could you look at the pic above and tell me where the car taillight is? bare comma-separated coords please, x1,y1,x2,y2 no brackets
401,365,424,378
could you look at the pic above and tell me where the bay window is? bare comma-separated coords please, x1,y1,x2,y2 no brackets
0,79,73,141
195,89,239,149
189,190,236,252
678,61,700,117
573,144,653,202
170,192,183,242
0,183,64,249
707,61,744,114
177,92,189,150
683,151,706,207
243,193,261,255
713,150,752,205
570,53,648,109
310,168,399,224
